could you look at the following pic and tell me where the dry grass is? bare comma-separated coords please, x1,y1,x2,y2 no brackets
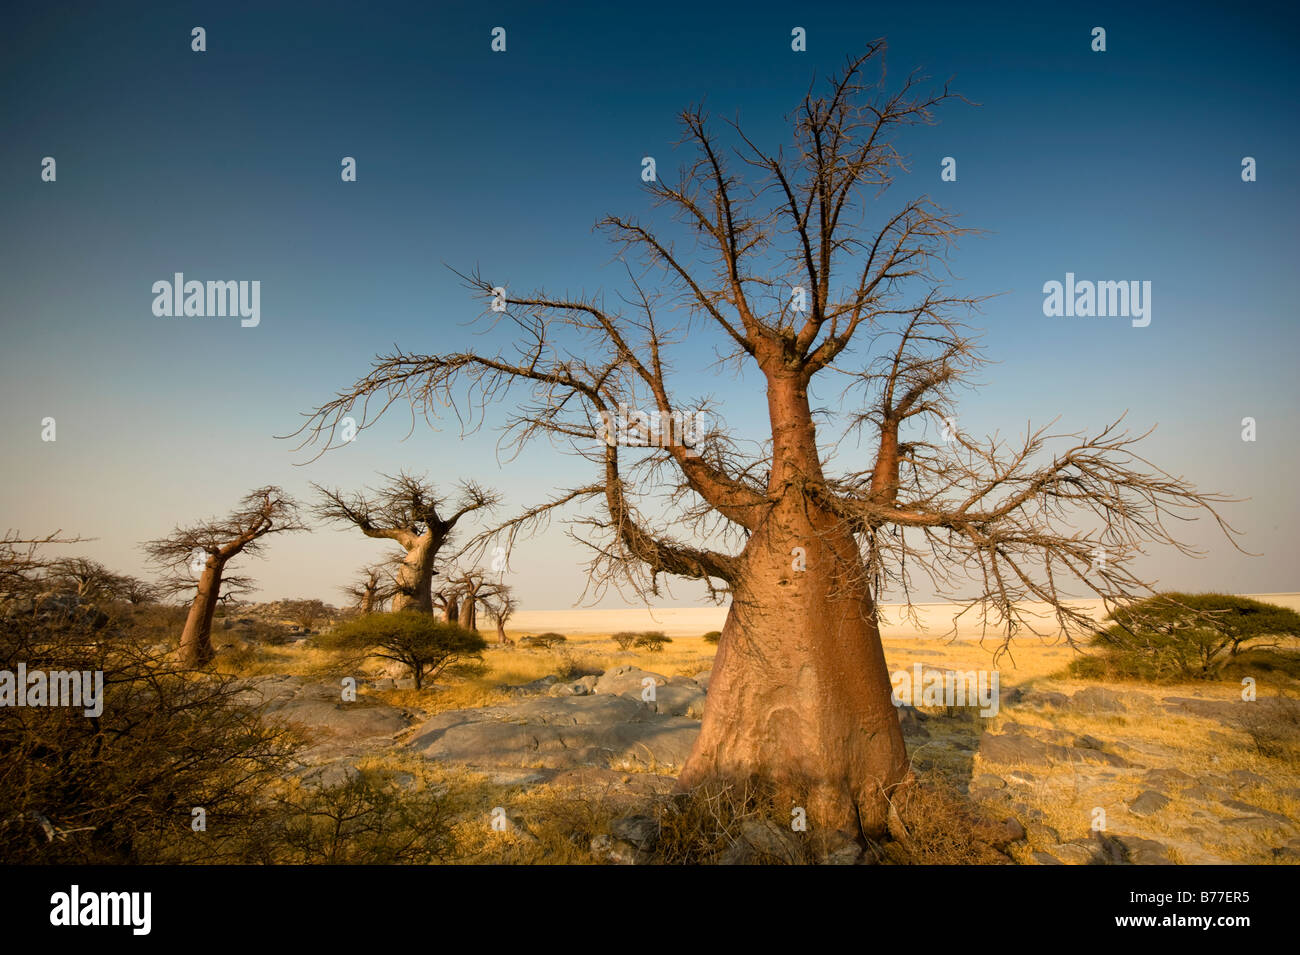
211,621,1298,864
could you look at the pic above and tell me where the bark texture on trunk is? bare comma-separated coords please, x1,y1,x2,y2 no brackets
678,509,908,838
391,538,435,613
178,559,223,668
678,366,909,840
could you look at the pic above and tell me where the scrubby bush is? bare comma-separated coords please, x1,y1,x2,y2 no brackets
253,768,457,864
614,630,673,652
1070,593,1300,682
554,647,601,679
531,632,567,649
634,631,671,652
702,631,722,645
0,602,299,863
321,611,486,688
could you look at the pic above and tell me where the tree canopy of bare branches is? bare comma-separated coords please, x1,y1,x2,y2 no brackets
312,472,497,614
290,45,1240,839
144,487,307,667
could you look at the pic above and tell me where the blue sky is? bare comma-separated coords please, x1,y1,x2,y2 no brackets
2,0,1297,609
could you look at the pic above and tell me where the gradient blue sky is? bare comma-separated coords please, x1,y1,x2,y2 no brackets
2,0,1297,609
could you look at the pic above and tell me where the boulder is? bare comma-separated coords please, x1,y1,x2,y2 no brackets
645,682,706,718
590,833,646,865
978,732,1131,768
233,675,411,740
1142,768,1194,790
717,818,804,865
595,666,668,697
610,814,660,852
406,694,700,771
1128,791,1171,817
1070,687,1127,713
1050,843,1097,865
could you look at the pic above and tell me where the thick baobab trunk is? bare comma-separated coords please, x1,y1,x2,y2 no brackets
680,370,909,841
495,617,508,644
444,596,460,625
178,558,224,667
462,596,478,631
359,585,376,614
679,510,908,839
391,538,436,613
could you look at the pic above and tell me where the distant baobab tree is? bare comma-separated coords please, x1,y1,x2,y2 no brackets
432,585,460,624
293,46,1239,841
485,586,517,645
145,487,306,667
340,561,399,614
312,473,497,614
441,566,504,632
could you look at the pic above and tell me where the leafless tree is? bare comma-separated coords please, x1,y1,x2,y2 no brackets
0,531,86,601
339,561,399,614
47,558,130,602
144,487,307,667
291,46,1240,839
312,473,497,614
436,566,501,634
432,587,460,624
117,576,161,605
283,598,330,631
484,586,518,645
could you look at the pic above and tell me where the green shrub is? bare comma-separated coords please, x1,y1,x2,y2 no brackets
320,612,486,688
531,632,567,649
634,631,671,652
702,631,722,645
613,630,674,652
1070,593,1300,682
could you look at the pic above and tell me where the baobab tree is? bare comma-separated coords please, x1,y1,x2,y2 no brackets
339,561,398,614
444,567,504,632
485,586,518,645
312,473,497,614
433,586,460,624
145,487,306,667
293,46,1239,841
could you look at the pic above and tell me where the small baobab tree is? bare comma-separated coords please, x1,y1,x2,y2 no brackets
433,585,460,624
340,561,398,614
445,567,503,632
312,473,497,614
292,46,1239,841
145,487,306,667
485,586,518,645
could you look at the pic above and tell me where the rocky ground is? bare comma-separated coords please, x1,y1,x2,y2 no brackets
231,662,1300,864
